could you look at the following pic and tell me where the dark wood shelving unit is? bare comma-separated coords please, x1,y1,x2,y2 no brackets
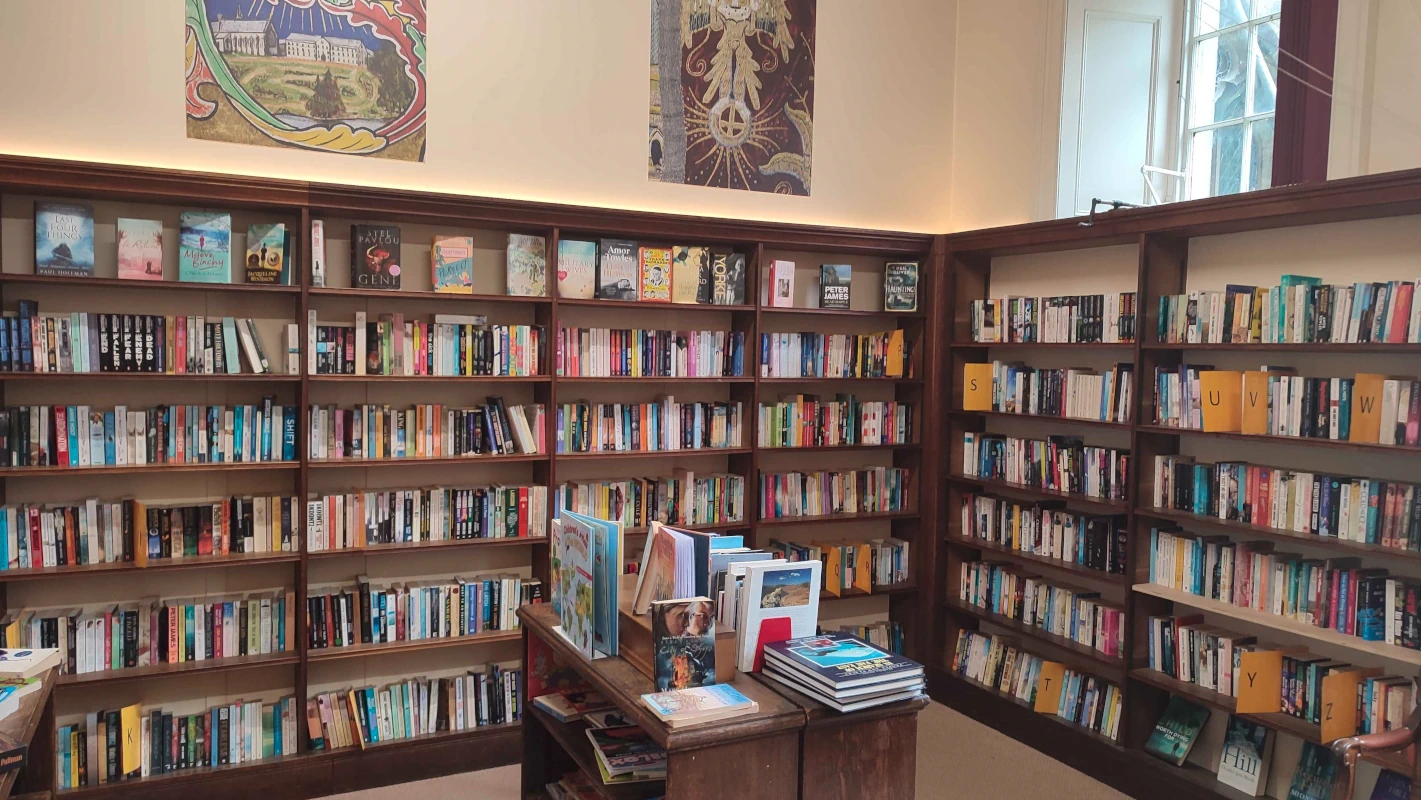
951,408,1132,430
0,273,303,294
308,286,550,304
757,442,922,452
56,651,300,687
756,510,920,528
1137,506,1421,564
554,447,752,460
947,473,1130,513
940,597,1127,681
305,453,550,468
305,630,522,662
0,461,298,477
948,535,1129,586
307,374,550,383
950,341,1136,351
0,550,300,582
1135,424,1421,455
0,372,302,382
306,536,542,559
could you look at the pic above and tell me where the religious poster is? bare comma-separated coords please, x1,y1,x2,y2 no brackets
650,0,816,195
185,0,427,162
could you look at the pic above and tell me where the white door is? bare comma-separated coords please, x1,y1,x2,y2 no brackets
1056,0,1185,218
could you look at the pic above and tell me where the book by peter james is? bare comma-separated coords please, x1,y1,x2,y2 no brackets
178,211,232,283
1143,695,1209,766
650,597,716,691
557,239,597,300
507,233,547,297
432,235,475,293
671,246,705,304
1217,715,1272,796
597,240,639,300
711,252,746,305
351,225,401,290
884,262,919,312
820,264,852,309
245,223,287,284
116,218,163,281
34,202,95,277
638,247,672,302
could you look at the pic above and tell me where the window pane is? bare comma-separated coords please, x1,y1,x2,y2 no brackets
1190,27,1248,127
1196,0,1249,34
1252,20,1279,114
1252,0,1281,17
1250,117,1274,191
1190,124,1245,199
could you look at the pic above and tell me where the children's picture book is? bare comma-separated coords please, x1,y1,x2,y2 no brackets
639,247,672,302
116,218,164,281
884,261,919,312
640,684,757,727
507,233,547,297
671,246,705,304
1287,741,1334,800
650,597,715,691
712,252,747,305
557,239,597,300
597,239,639,300
735,560,821,672
820,264,852,309
1143,695,1209,766
563,510,620,656
550,517,564,617
431,235,475,293
178,211,232,283
245,223,287,284
1216,715,1273,796
1369,770,1412,800
351,224,401,290
557,515,595,659
770,259,795,307
34,202,95,277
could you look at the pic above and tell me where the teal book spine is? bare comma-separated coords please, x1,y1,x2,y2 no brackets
67,407,79,466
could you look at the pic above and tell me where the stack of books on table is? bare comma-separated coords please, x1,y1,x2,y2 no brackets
640,684,759,728
584,725,666,785
761,632,925,712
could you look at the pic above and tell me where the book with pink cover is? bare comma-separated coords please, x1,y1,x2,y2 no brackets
117,218,164,281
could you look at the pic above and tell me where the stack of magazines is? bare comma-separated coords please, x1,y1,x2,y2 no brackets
761,632,925,712
584,725,666,785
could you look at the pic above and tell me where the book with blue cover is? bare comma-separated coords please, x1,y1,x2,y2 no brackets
178,211,232,283
640,684,757,727
34,202,94,277
762,631,923,691
1370,770,1412,800
563,510,620,656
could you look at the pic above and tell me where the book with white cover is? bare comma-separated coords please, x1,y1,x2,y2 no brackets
734,560,821,672
0,648,60,679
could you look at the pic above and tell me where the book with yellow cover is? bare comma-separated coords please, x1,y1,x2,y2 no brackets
638,248,672,302
886,330,905,377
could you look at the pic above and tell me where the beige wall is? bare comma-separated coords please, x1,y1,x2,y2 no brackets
1328,0,1421,180
0,0,956,233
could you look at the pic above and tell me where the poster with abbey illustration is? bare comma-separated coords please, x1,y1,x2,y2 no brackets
650,0,816,195
185,0,427,161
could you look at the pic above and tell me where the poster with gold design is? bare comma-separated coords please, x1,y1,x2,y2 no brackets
650,0,815,195
185,0,426,162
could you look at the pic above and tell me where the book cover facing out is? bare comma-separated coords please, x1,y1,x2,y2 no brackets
116,218,164,281
596,240,638,300
671,246,705,304
820,264,852,309
35,202,95,277
884,262,919,312
1217,714,1271,796
507,233,547,297
1287,741,1334,800
432,235,475,293
557,239,597,300
638,247,672,302
650,597,716,691
351,225,401,290
1143,695,1209,766
711,252,746,305
178,211,231,283
764,631,921,685
245,223,287,284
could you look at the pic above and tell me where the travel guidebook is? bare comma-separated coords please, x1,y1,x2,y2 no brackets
34,202,95,277
116,218,164,281
178,211,231,283
1143,695,1210,766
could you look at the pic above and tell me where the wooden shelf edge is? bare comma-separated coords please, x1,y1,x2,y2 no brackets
1137,506,1421,563
57,652,299,688
947,536,1128,586
941,597,1126,681
947,473,1130,512
308,537,543,559
306,630,522,662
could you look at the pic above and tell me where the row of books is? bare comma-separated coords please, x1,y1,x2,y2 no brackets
758,632,924,714
333,227,550,295
554,473,746,530
1156,278,1421,344
1145,614,1254,696
311,667,521,751
839,620,906,654
758,330,907,379
557,240,747,305
961,361,1133,423
1154,368,1421,446
961,433,1131,502
556,327,746,378
305,574,535,650
767,536,911,594
55,697,299,789
307,401,543,461
969,293,1138,344
4,590,294,675
554,399,744,453
310,312,542,377
958,561,1125,658
0,401,297,468
958,493,1127,576
757,467,909,520
1148,528,1421,649
1150,455,1421,550
765,259,919,312
2,303,277,374
305,485,548,552
756,395,912,449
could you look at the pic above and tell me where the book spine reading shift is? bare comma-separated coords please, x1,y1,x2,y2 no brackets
959,493,1127,576
974,361,1133,423
962,433,1130,502
959,560,1125,658
969,293,1138,344
306,575,538,651
767,537,910,591
0,401,296,467
555,472,745,529
1150,455,1421,550
306,484,548,551
557,327,745,378
309,667,521,751
555,398,742,453
758,330,907,379
756,395,912,448
758,467,909,520
307,401,543,461
310,311,543,377
1157,278,1421,344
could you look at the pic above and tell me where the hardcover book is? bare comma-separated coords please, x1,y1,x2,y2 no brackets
1370,770,1412,799
650,597,716,691
1287,741,1334,800
1143,696,1209,766
1217,715,1272,796
557,239,597,300
639,247,672,302
671,246,705,304
178,211,231,283
712,252,747,305
884,262,919,312
34,203,95,277
506,233,547,297
431,235,475,293
735,560,822,672
562,510,620,657
820,264,852,309
596,239,639,300
351,225,401,290
557,515,596,659
244,223,287,284
769,259,795,307
116,218,164,281
762,632,922,690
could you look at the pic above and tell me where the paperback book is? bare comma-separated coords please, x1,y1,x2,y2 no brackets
639,247,672,302
178,211,231,283
244,223,287,284
34,203,95,277
1288,741,1334,800
769,259,795,307
884,262,919,312
116,218,164,281
1370,770,1412,799
1143,696,1209,766
507,233,547,297
650,597,715,691
671,246,705,304
711,252,746,305
431,235,475,293
351,224,401,290
640,684,757,727
735,560,821,672
557,239,597,300
584,726,666,783
596,240,639,300
820,264,852,309
1217,715,1273,796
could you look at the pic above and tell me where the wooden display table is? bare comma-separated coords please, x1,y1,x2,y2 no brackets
0,667,56,799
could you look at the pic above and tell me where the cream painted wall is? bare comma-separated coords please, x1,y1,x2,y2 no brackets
1328,0,1421,180
0,0,956,233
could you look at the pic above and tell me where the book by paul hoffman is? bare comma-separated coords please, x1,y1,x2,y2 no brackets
557,239,597,300
1143,695,1209,766
432,235,474,293
116,218,164,281
178,211,231,283
820,264,852,309
506,233,547,297
35,202,95,277
884,262,919,312
245,223,287,284
596,240,639,300
351,224,401,290
651,597,716,691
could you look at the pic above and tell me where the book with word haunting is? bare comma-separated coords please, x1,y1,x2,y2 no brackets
712,252,747,305
597,239,639,300
884,262,919,312
1217,715,1273,796
116,218,164,281
178,211,231,283
671,246,705,304
1143,695,1209,766
557,239,597,300
351,224,401,290
507,233,547,297
431,235,475,293
1287,741,1334,800
34,202,95,277
820,264,852,309
651,597,716,691
639,247,672,302
245,223,288,284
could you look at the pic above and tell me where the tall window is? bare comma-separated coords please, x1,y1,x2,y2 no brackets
1183,0,1281,199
